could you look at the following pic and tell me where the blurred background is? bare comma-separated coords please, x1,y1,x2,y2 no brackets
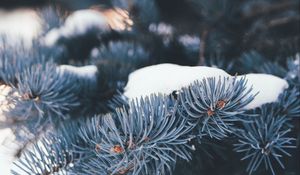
0,0,299,66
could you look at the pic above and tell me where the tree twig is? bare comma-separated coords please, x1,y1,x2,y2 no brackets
198,30,208,66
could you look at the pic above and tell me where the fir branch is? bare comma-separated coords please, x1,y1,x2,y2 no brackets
179,76,255,139
90,41,150,68
5,63,80,126
234,106,296,175
3,1,299,174
286,56,300,88
11,135,74,175
0,38,65,85
74,95,192,175
276,88,300,119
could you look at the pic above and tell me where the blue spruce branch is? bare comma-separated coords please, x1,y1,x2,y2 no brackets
179,76,255,139
234,106,296,175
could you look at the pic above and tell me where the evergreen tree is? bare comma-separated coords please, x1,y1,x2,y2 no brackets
0,0,299,175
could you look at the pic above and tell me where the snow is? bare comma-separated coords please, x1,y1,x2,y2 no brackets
0,64,290,174
0,9,42,47
0,128,16,175
237,73,288,110
58,65,98,79
287,53,300,79
294,53,300,65
178,35,200,48
0,85,12,122
44,10,109,46
124,64,231,99
0,86,17,175
0,85,55,175
149,23,174,36
124,64,288,110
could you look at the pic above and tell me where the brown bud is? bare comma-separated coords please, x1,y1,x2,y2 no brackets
207,108,215,116
95,144,101,153
216,100,226,109
111,145,124,154
22,93,39,101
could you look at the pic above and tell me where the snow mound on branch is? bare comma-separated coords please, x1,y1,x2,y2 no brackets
44,10,109,46
124,64,288,110
237,74,288,110
0,85,17,175
58,65,98,79
0,128,16,175
124,63,231,98
0,9,42,47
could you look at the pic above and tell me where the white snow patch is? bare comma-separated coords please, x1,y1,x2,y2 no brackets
124,64,288,110
0,85,11,121
178,35,200,48
149,23,174,36
58,65,98,79
0,128,17,175
294,53,300,65
124,64,231,99
237,74,288,110
0,9,42,47
287,53,300,79
44,10,109,46
0,86,16,175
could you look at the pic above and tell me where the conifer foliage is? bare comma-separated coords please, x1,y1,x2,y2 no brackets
0,0,299,175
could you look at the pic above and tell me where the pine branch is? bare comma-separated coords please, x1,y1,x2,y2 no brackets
3,1,299,175
179,76,255,139
234,106,296,175
12,76,257,174
74,95,192,175
12,135,74,175
276,88,300,119
4,63,80,127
